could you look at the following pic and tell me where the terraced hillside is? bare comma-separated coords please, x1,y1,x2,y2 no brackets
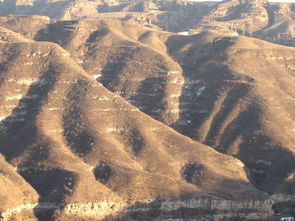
34,19,184,125
0,0,213,31
166,32,295,193
0,15,50,40
253,2,295,46
194,0,269,34
0,1,295,219
187,0,295,46
3,0,295,46
0,0,100,20
0,28,272,220
33,19,295,195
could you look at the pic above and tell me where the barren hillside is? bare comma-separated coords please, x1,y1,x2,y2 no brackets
0,28,271,220
0,1,295,220
33,19,295,196
0,0,213,32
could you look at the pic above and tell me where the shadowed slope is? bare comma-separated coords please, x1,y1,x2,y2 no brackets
0,154,38,221
165,32,295,193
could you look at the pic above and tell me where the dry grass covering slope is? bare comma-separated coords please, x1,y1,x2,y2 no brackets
0,155,38,221
194,0,269,35
33,19,295,194
0,28,265,220
35,19,184,125
0,0,215,33
0,0,99,20
0,15,50,40
166,32,295,193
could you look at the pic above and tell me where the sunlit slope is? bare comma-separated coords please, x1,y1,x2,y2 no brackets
0,29,265,220
0,15,50,40
35,19,185,125
0,0,99,20
0,0,213,32
195,0,269,34
34,19,295,194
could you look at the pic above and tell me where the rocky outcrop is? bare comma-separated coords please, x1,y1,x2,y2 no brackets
113,197,274,220
1,201,126,221
0,197,276,221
